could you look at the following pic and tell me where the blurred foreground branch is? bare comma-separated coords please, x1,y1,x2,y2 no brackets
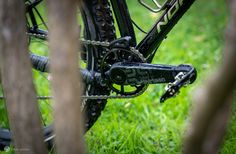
47,0,86,153
184,0,236,154
0,0,47,153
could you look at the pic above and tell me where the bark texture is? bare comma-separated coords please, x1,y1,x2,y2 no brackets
47,0,86,153
183,1,236,153
0,0,47,153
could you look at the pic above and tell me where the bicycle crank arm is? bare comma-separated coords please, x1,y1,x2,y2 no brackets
105,62,197,102
105,62,196,85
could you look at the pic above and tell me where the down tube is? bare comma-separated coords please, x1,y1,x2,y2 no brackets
136,0,196,62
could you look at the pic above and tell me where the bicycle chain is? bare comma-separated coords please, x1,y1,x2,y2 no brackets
27,32,146,60
0,33,148,100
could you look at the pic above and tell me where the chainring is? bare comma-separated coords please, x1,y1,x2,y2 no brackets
101,47,148,96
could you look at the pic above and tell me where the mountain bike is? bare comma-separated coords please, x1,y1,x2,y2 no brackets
0,0,196,150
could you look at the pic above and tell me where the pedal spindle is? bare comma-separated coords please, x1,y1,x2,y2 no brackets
160,67,197,103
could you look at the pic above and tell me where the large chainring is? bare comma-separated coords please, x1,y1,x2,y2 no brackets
101,47,148,96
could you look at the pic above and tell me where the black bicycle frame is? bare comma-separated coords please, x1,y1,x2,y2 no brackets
27,0,195,62
26,0,198,102
110,0,195,62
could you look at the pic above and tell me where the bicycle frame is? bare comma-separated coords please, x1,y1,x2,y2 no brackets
27,0,195,62
25,0,197,102
110,0,195,62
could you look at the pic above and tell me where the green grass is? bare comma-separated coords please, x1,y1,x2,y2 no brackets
0,0,233,153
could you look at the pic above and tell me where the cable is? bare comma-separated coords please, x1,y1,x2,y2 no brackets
33,7,48,30
131,19,148,34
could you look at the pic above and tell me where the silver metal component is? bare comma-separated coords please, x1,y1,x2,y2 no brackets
174,72,185,81
27,32,111,47
130,47,147,62
27,32,48,39
138,0,172,13
164,71,189,97
165,72,185,91
80,38,110,47
165,82,173,91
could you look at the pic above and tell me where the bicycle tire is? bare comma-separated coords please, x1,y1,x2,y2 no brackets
0,0,116,150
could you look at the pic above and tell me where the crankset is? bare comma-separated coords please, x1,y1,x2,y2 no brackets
28,36,197,102
104,62,197,102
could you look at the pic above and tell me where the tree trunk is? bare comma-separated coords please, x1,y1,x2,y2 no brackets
0,0,47,153
47,0,86,153
183,0,236,153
